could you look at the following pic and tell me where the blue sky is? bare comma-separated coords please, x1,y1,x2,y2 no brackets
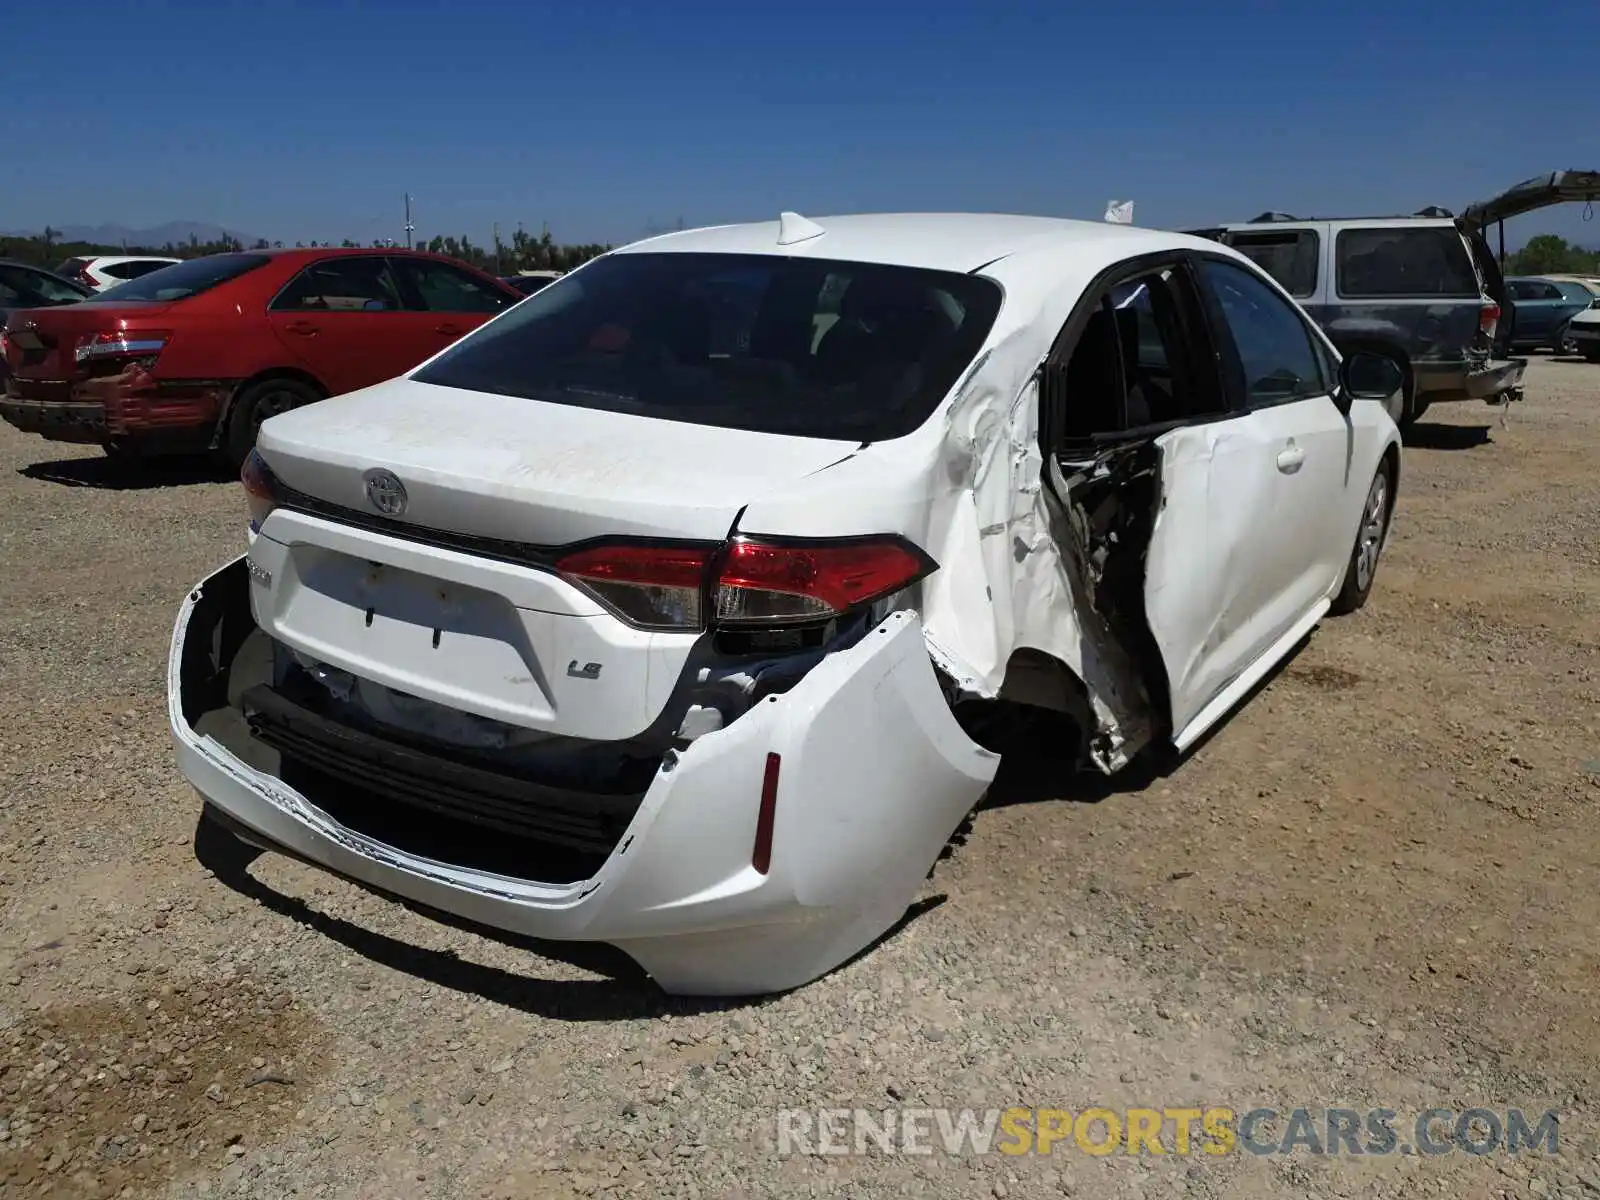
4,0,1597,249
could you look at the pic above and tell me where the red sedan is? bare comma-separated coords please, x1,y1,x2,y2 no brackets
0,247,521,466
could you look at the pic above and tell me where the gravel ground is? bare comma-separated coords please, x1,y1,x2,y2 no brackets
1,358,1598,1199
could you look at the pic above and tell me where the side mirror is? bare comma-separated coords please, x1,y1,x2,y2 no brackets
1338,352,1404,410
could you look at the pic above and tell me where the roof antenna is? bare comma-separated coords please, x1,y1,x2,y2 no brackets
777,211,826,246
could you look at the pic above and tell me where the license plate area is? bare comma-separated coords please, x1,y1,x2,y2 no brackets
275,546,557,723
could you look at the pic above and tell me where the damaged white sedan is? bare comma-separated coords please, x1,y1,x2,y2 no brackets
169,212,1404,996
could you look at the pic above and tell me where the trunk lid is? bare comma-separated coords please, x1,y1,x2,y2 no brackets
3,301,176,380
1460,169,1600,230
255,376,863,545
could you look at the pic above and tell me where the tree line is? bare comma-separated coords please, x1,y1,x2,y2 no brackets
0,225,611,275
1503,234,1600,277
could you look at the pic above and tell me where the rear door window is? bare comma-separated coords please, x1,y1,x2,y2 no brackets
272,257,405,312
1048,263,1226,442
115,259,174,280
389,258,514,314
1223,230,1320,298
1335,227,1481,298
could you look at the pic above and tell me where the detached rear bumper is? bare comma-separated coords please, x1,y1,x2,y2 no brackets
169,558,997,996
1412,357,1526,404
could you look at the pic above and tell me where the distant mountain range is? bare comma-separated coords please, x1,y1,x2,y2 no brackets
1,221,265,248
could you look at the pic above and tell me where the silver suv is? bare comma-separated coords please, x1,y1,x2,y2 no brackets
1192,212,1521,427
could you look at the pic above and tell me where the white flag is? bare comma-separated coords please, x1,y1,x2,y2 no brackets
1104,200,1135,224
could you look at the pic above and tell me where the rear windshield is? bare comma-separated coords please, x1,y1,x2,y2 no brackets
1224,230,1320,298
93,253,271,303
412,252,1003,441
1335,227,1481,299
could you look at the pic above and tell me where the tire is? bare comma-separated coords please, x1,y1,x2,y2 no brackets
223,377,321,469
1330,463,1394,615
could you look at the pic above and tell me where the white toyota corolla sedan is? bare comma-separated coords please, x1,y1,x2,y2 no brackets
169,212,1403,996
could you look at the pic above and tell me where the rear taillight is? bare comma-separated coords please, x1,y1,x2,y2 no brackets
74,329,170,366
241,449,284,531
554,535,935,632
1478,302,1500,340
555,543,713,630
714,536,934,626
76,266,97,289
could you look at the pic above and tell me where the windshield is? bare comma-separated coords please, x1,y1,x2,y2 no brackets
93,253,271,303
411,252,1003,441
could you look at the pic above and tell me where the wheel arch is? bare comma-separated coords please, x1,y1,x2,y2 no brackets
209,367,330,450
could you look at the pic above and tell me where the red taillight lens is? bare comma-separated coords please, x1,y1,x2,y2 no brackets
714,537,934,627
73,329,170,366
241,448,283,531
553,535,936,632
1479,303,1500,338
76,266,97,289
555,543,713,630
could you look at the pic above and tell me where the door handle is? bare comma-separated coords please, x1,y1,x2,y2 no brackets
435,323,464,337
284,320,319,336
1276,442,1305,474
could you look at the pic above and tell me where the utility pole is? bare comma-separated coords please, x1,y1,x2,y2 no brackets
493,221,500,273
403,193,414,249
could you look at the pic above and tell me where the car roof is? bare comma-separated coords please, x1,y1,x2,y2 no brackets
615,212,1173,275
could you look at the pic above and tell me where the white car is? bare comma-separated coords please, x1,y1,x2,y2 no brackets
56,254,181,292
168,212,1403,996
1561,289,1600,361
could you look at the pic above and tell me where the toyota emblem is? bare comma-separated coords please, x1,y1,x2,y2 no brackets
363,469,408,516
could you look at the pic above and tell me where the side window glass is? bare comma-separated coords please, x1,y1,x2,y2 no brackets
272,258,404,312
1226,230,1320,298
1334,228,1480,298
392,259,512,314
1199,259,1327,407
1053,265,1220,440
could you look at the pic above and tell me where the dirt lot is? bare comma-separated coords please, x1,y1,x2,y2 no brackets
1,358,1598,1200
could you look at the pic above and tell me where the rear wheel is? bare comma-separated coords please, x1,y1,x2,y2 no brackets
224,377,320,469
1331,464,1393,615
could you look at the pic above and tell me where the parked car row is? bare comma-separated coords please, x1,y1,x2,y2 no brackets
2,248,521,465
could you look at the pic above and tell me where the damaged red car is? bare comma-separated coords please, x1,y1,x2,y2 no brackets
0,247,519,466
